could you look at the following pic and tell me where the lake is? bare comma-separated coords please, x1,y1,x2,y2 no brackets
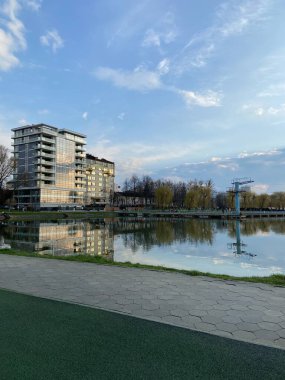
1,218,285,277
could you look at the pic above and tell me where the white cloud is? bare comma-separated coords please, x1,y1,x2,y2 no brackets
217,162,239,171
40,29,64,53
0,123,12,147
117,112,125,121
0,0,27,71
82,112,88,120
175,0,271,73
213,258,225,265
217,0,269,37
210,156,222,162
142,29,160,47
142,28,177,48
238,149,279,158
88,139,206,179
255,107,265,116
141,10,178,49
243,103,285,116
24,0,42,11
179,89,222,107
94,64,221,108
157,58,170,75
18,118,28,125
258,83,285,98
94,66,161,91
251,183,269,194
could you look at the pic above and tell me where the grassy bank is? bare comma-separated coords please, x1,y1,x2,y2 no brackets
3,210,116,221
1,249,285,287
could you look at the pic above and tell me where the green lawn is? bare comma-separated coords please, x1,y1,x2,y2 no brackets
0,289,285,379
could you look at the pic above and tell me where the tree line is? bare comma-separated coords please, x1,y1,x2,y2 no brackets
2,140,285,210
120,174,285,210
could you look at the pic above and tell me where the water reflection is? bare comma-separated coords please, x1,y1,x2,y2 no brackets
227,220,257,258
1,218,285,276
113,219,215,252
1,220,114,259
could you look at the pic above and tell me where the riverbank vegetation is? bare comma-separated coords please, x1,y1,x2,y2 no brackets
119,175,285,210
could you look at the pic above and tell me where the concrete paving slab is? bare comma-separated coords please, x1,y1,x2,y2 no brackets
0,254,285,350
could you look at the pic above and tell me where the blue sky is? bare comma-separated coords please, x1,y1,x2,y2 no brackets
1,0,285,192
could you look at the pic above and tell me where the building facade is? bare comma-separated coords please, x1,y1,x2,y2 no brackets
12,124,86,210
85,153,115,206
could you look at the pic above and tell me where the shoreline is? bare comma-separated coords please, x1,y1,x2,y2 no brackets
1,249,284,287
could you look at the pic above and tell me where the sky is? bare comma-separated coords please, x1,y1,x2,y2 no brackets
1,0,285,193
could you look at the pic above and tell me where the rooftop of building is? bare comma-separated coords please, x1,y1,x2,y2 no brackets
86,153,114,164
12,124,86,138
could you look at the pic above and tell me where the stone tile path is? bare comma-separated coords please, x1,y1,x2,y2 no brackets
0,254,285,350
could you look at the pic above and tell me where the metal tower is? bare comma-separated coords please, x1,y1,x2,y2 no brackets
228,177,254,216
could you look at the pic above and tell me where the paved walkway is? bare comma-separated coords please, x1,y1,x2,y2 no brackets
1,254,285,350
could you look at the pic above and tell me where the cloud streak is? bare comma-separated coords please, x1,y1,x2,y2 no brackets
88,139,208,180
178,89,222,107
174,0,271,73
94,66,161,91
40,29,64,53
94,64,222,107
0,0,26,71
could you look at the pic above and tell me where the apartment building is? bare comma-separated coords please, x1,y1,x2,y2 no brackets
85,153,115,206
12,124,86,210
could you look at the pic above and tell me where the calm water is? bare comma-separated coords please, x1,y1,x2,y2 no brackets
1,218,285,277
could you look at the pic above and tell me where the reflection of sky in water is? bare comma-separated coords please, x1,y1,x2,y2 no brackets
114,228,285,277
2,219,285,277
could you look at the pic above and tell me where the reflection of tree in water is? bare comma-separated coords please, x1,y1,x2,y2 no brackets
114,219,215,253
228,219,285,238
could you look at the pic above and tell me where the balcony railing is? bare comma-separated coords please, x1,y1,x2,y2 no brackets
35,151,55,158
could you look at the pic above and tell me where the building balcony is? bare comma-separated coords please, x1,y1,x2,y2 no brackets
36,167,55,174
75,159,86,164
36,174,55,180
43,167,55,173
75,152,85,158
35,151,55,159
36,159,54,166
37,144,56,151
40,135,56,143
75,172,85,178
75,178,85,184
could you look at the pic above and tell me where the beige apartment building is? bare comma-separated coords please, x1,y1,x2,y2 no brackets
85,154,115,206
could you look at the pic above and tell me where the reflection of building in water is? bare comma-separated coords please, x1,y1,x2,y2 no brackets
2,221,114,259
0,234,11,249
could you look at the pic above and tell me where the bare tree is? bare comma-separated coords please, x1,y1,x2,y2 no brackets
0,145,14,189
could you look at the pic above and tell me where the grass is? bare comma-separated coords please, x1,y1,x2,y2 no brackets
1,288,285,380
4,210,115,221
1,248,285,287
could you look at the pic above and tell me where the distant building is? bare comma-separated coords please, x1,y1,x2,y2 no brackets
12,124,86,210
85,154,115,206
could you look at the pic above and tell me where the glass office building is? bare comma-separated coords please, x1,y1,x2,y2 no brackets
12,124,86,210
